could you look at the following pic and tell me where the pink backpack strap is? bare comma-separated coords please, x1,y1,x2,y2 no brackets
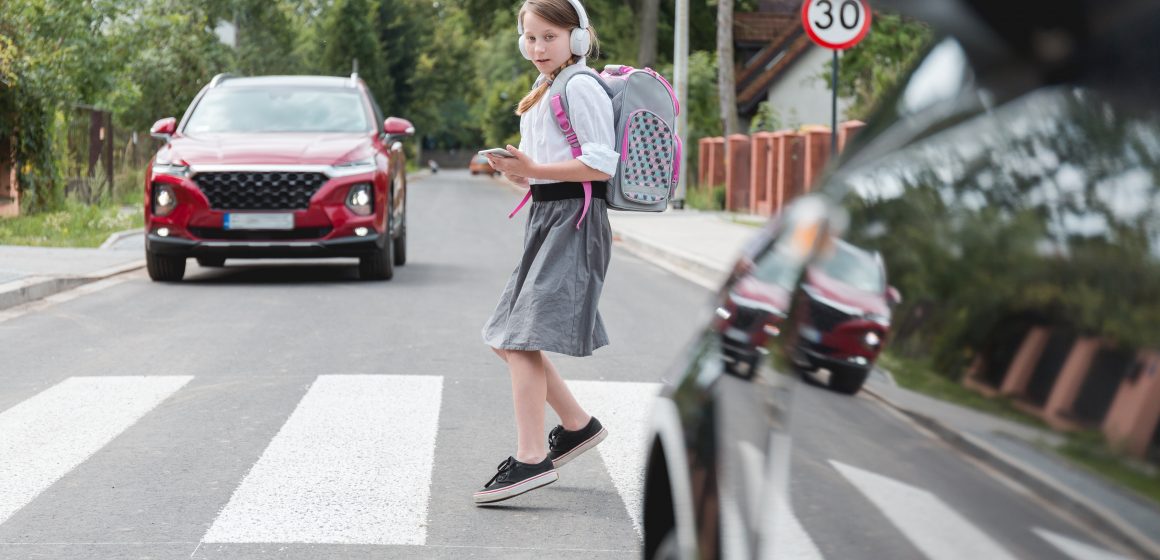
549,95,590,230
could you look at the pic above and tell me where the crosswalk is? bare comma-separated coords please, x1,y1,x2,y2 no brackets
0,374,1135,558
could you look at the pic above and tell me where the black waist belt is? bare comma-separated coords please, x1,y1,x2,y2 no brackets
531,181,607,202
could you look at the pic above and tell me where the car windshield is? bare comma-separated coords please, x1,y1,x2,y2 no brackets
183,87,371,134
814,243,883,293
752,248,800,290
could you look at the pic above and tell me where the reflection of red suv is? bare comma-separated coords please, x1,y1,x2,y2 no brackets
716,237,898,393
144,74,414,282
793,240,899,394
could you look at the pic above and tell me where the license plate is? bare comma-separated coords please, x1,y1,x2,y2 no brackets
224,213,294,230
800,326,822,343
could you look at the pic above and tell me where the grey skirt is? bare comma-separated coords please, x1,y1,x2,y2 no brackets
482,197,612,357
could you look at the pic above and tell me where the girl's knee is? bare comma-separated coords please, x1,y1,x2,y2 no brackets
490,347,509,363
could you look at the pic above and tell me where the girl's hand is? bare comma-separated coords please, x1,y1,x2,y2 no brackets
505,173,529,188
486,145,537,178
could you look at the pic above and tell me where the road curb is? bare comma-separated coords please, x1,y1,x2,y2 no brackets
862,386,1160,560
0,259,146,313
611,225,725,290
99,228,146,249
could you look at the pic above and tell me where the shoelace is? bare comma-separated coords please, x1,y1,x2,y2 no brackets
548,425,565,451
485,456,516,487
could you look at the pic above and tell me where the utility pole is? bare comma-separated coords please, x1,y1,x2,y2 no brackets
672,0,689,209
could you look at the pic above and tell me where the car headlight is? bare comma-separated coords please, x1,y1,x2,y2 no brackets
345,183,373,216
863,331,882,348
152,162,190,178
332,158,376,177
152,183,177,216
864,312,890,327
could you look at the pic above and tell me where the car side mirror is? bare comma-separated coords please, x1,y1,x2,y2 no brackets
384,117,415,140
150,117,177,141
887,286,902,306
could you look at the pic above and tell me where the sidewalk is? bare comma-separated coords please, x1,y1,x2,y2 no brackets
606,207,1160,560
0,230,145,311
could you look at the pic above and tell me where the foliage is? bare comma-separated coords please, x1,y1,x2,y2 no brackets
684,183,725,211
1,0,732,216
749,100,782,133
0,199,143,247
824,13,932,120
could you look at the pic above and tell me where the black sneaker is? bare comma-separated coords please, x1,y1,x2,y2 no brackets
548,416,608,468
472,456,558,504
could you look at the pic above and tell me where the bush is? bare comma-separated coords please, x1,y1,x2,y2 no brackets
684,184,725,211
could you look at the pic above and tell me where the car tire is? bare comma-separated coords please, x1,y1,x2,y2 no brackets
829,366,870,395
359,221,395,281
196,257,225,267
392,201,407,266
146,251,186,282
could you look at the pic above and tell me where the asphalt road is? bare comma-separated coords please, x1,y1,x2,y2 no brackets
0,170,1137,559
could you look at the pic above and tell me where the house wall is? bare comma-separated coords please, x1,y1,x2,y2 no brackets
765,46,854,128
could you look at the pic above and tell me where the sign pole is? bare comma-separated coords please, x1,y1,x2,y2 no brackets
831,49,838,155
802,0,872,157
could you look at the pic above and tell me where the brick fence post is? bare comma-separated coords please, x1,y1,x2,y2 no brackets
749,132,776,216
725,134,751,212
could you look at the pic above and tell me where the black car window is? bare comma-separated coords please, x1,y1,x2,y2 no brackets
829,78,1160,378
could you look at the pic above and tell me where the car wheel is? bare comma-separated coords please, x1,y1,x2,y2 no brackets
392,200,407,266
359,220,395,281
146,251,186,282
828,366,870,395
196,257,225,267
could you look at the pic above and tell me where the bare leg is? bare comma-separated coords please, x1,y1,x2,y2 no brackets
542,354,591,431
493,347,590,431
506,349,548,464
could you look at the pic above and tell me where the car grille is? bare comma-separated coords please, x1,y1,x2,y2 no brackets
193,172,329,210
807,297,851,331
730,306,765,330
188,227,332,240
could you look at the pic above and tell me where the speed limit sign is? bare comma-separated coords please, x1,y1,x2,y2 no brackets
801,0,871,50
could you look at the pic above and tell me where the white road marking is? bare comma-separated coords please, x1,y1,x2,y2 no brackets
202,375,443,545
1034,528,1131,560
831,460,1019,560
566,380,662,535
0,375,193,525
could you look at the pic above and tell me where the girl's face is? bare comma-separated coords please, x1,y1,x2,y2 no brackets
521,11,573,74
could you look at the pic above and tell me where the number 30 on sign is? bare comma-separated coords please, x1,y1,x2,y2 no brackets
801,0,872,50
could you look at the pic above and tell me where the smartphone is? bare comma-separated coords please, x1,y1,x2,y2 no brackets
478,148,515,158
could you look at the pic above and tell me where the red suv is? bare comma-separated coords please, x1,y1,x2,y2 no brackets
144,74,414,282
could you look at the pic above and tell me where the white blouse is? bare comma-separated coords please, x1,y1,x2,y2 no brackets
519,66,620,185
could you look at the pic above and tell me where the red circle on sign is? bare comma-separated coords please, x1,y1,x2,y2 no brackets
801,0,872,50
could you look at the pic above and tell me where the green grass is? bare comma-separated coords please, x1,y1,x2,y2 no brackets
880,352,1160,507
685,184,725,211
0,200,143,248
1057,432,1160,506
879,352,1051,430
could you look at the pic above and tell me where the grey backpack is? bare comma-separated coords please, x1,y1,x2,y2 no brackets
509,63,682,227
550,63,682,212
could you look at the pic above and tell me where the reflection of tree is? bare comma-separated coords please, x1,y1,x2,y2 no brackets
839,88,1160,380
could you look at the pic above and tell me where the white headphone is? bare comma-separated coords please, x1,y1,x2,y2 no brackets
517,0,591,61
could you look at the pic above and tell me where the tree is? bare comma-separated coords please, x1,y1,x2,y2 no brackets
716,0,740,139
826,13,932,119
319,0,392,108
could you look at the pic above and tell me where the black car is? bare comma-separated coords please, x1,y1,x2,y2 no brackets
643,0,1160,557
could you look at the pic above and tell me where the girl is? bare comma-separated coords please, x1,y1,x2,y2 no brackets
473,0,616,504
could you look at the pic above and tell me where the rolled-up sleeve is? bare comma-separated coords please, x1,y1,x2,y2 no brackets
566,77,620,178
